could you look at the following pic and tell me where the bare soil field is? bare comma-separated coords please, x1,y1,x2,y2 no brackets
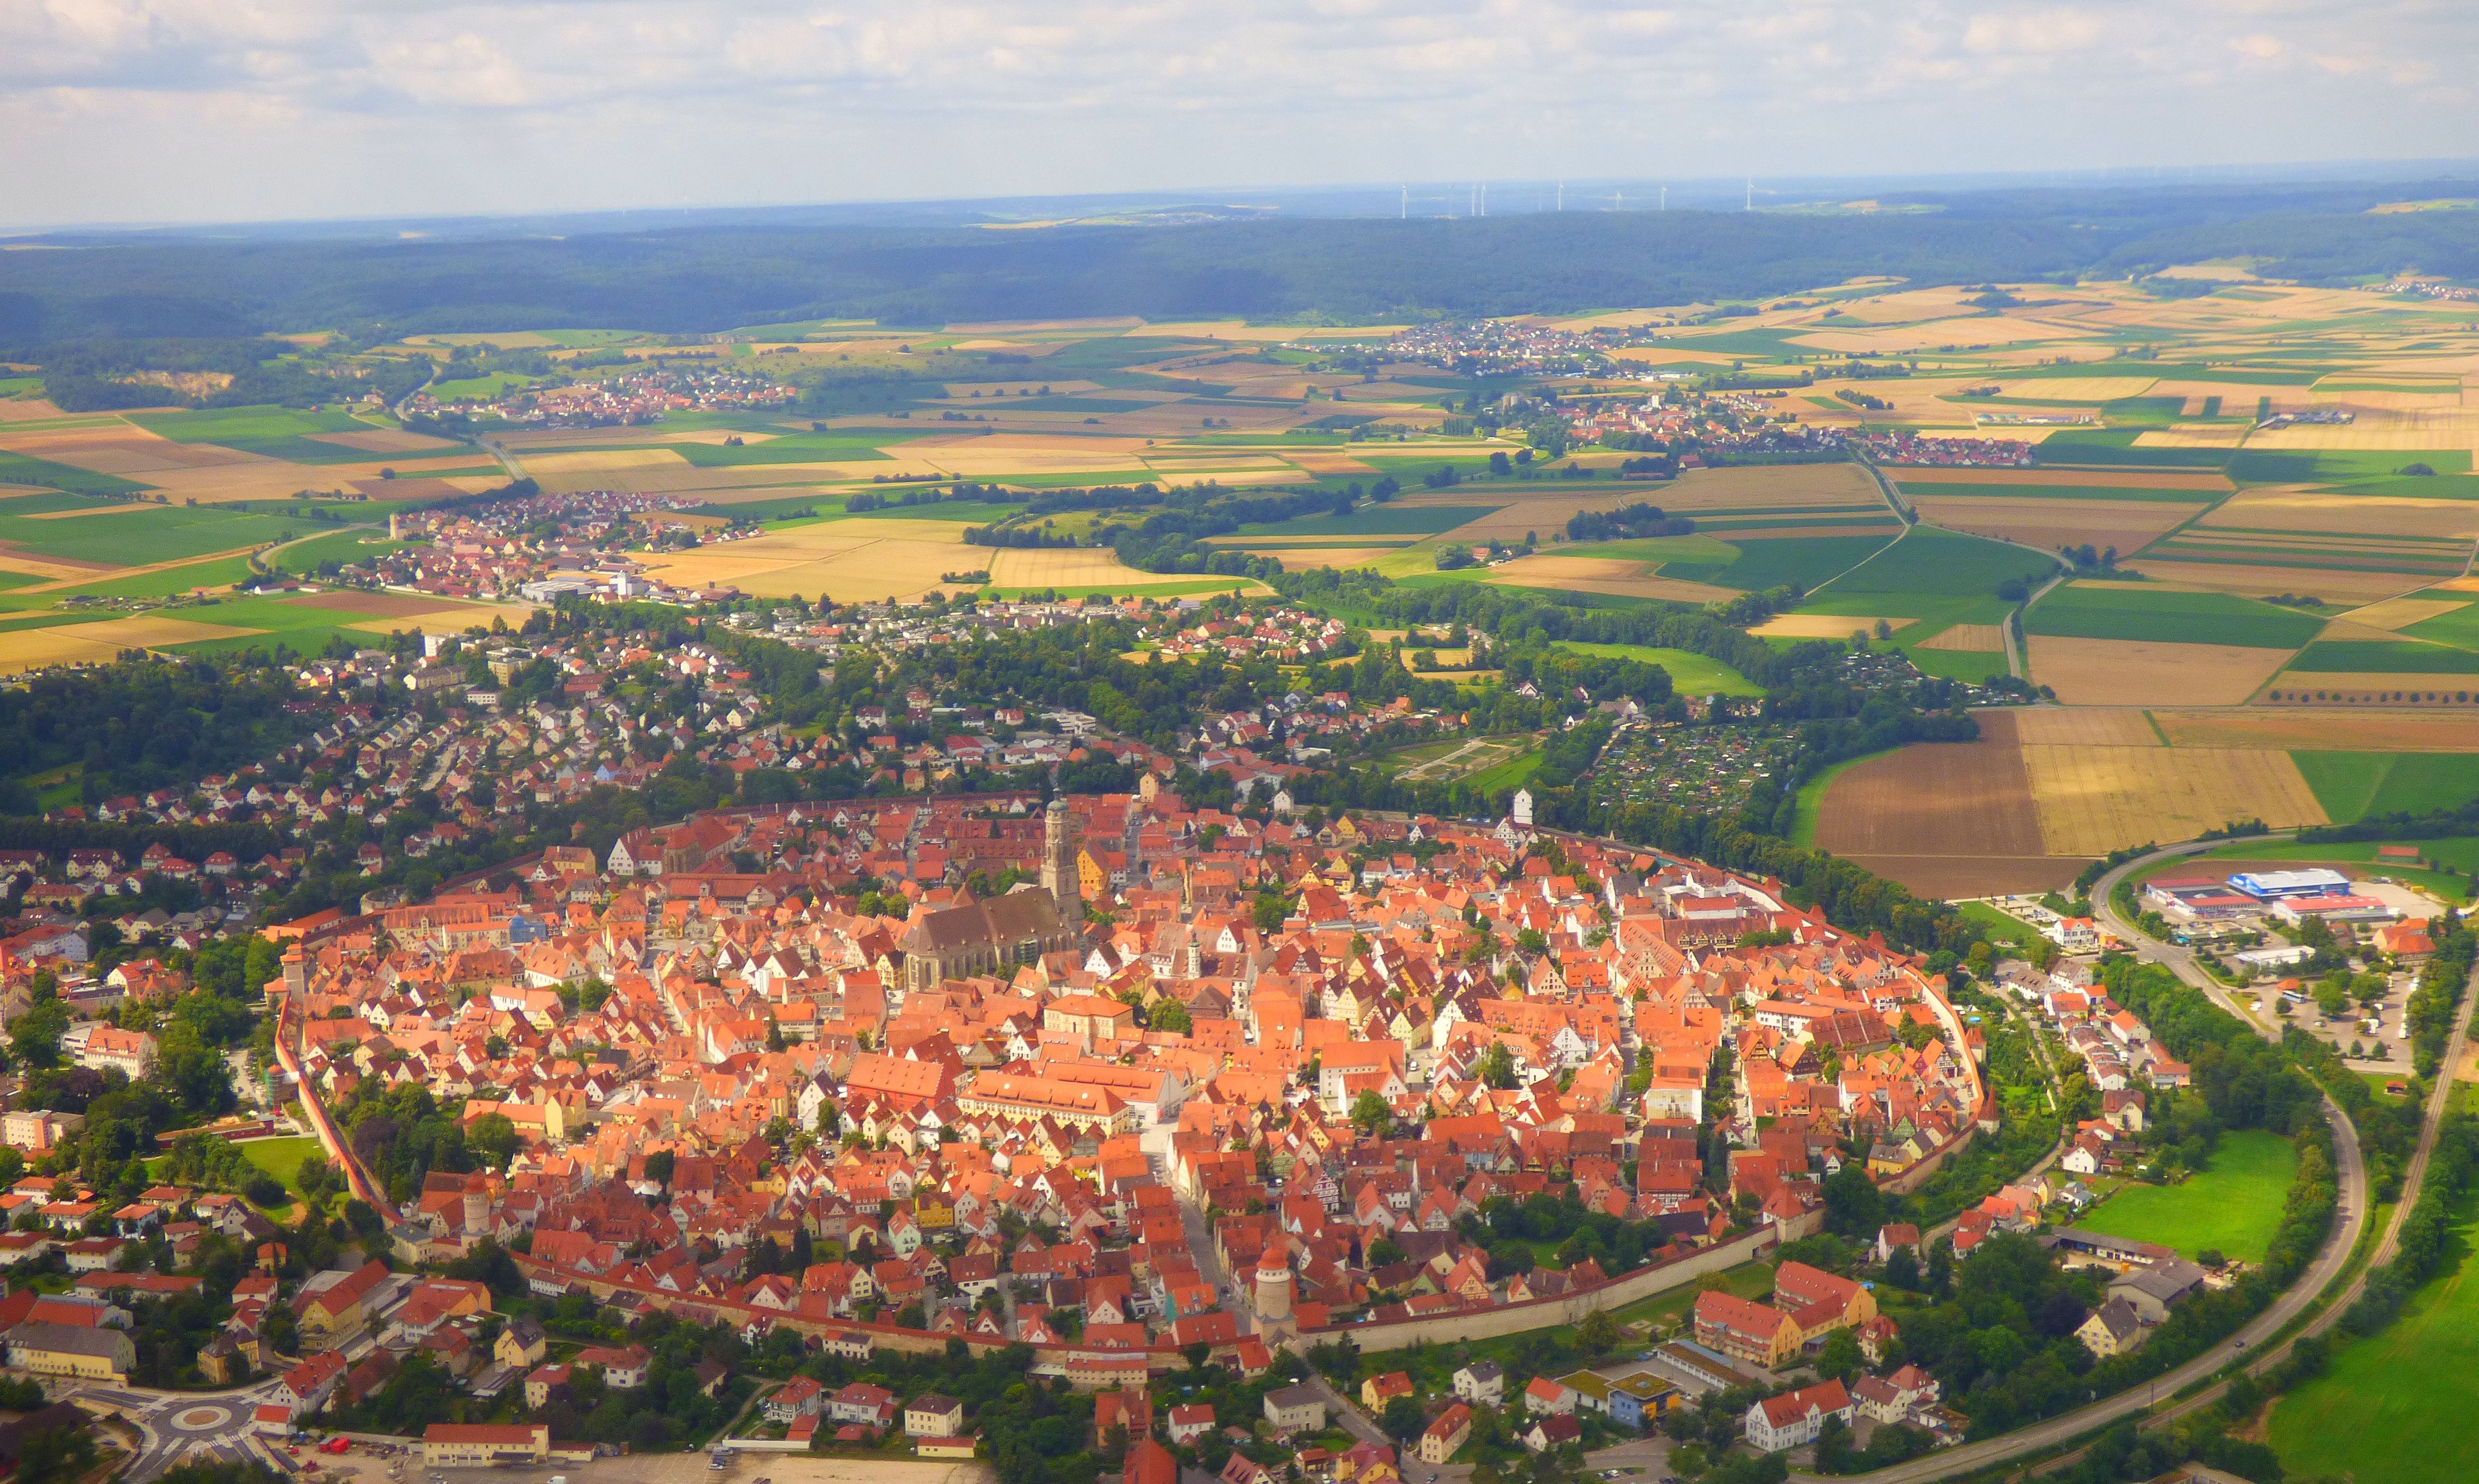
1812,712,2085,896
1751,613,1915,638
0,399,69,422
285,591,464,618
0,614,261,674
2010,709,2164,747
2152,708,2479,750
1658,462,1885,509
1478,554,1740,603
1282,450,1382,477
2021,743,2327,855
2028,636,2297,706
1914,623,2008,653
1908,494,2204,555
1893,467,2236,493
2120,560,2425,605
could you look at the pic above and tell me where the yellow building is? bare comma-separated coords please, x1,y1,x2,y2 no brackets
421,1424,549,1467
6,1323,133,1379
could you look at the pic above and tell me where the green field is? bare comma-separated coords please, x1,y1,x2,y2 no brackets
2287,640,2479,674
1823,526,2062,597
1238,504,1499,538
1464,747,1543,795
1663,533,1897,591
2036,429,2234,468
2071,1129,2299,1262
152,591,476,658
51,556,260,599
131,405,401,464
1954,899,2045,950
2228,449,2473,484
2023,583,2328,648
2292,752,2479,823
0,497,307,566
0,452,154,499
2268,1188,2478,1484
2399,602,2479,651
268,529,411,573
1562,535,1745,566
1554,641,1763,697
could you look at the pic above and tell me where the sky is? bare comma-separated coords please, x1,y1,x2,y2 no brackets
4,0,2475,229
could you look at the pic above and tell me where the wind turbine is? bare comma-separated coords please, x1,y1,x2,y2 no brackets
1745,176,1753,211
1603,188,1626,211
1556,181,1564,212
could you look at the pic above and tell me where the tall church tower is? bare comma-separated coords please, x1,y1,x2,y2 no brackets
1043,798,1084,923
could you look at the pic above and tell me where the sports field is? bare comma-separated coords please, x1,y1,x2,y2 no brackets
2071,1130,2299,1262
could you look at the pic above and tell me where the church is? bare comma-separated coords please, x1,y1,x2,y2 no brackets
897,798,1086,992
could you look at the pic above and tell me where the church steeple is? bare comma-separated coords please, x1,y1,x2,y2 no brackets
1043,797,1084,923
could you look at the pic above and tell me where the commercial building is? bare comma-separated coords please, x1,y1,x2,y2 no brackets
420,1424,551,1467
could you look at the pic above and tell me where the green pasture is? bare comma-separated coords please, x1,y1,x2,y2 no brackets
2022,583,2327,648
1954,899,2045,950
2286,640,2479,674
1822,526,2061,598
1665,533,1897,592
0,497,304,566
687,493,843,523
429,372,540,402
1553,642,1763,697
1465,749,1543,794
2292,752,2479,825
2071,1130,2298,1262
2268,1186,2479,1484
0,452,153,499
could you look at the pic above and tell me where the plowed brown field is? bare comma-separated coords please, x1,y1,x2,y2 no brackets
1814,711,2083,896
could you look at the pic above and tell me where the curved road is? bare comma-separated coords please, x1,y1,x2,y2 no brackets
1772,839,2375,1483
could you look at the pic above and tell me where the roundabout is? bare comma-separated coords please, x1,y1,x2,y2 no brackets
168,1405,235,1434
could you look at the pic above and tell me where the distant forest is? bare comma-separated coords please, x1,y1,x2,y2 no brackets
3,179,2477,340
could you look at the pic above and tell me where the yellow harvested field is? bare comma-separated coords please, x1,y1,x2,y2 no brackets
1981,377,2164,402
2028,636,2296,706
126,457,478,505
1895,466,2234,492
2133,428,2250,448
1260,548,1399,571
524,449,693,474
2152,708,2479,751
2011,709,2163,747
628,517,975,603
1283,450,1382,476
0,615,263,674
2197,487,2479,540
1908,495,2203,556
2244,412,2479,449
2120,560,2427,605
2435,576,2479,593
0,551,114,582
2022,743,2327,856
1654,461,1886,512
1751,614,1914,639
988,546,1251,592
1914,623,2007,653
2334,597,2471,630
1479,554,1740,604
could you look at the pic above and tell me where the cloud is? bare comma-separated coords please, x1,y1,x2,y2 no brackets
1,0,2473,227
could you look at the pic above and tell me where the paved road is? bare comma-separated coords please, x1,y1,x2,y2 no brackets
1926,1002,2070,1247
1763,839,2376,1483
1305,1374,1391,1448
67,1375,289,1481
